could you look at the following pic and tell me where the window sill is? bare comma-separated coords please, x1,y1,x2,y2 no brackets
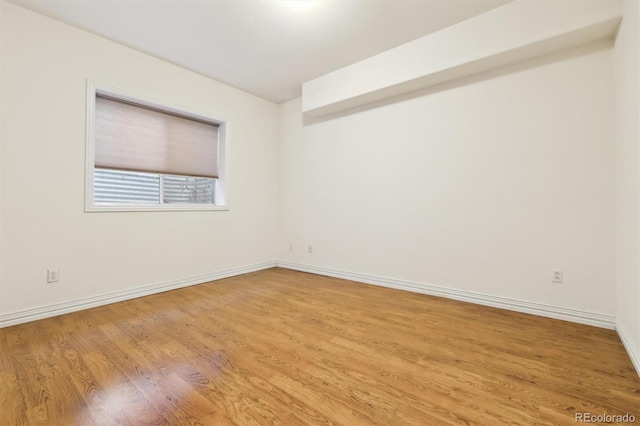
85,204,229,213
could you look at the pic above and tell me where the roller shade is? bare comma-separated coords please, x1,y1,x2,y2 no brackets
94,94,219,178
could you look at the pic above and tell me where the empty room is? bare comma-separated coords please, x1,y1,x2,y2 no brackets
1,0,639,424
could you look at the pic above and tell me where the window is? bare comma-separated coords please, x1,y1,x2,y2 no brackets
86,81,227,211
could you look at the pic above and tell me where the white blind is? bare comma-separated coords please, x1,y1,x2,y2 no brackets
95,95,219,178
94,169,160,204
93,168,216,205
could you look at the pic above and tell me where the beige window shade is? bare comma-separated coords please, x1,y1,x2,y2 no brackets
95,95,219,178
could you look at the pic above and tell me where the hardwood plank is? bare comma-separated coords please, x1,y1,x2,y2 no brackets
0,268,638,425
0,370,28,425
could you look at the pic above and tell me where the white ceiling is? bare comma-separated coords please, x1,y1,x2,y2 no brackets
10,0,512,103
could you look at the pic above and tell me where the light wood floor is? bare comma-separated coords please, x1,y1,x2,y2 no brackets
0,268,638,425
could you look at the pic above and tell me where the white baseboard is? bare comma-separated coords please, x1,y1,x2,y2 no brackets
0,262,276,328
617,322,640,377
276,261,617,330
2,259,634,377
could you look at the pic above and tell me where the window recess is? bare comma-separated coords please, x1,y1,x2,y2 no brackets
86,82,227,211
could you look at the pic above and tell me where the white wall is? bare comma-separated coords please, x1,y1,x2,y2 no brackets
280,43,616,317
614,0,640,372
0,1,3,302
0,3,279,315
302,0,622,116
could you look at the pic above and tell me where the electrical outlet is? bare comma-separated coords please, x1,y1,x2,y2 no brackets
289,243,293,251
551,269,563,283
308,244,313,254
47,269,60,283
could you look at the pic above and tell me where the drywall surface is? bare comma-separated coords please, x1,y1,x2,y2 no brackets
614,0,640,371
281,44,616,317
302,0,621,116
0,3,279,314
0,1,3,302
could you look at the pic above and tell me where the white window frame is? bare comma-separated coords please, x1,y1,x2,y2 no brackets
85,81,229,212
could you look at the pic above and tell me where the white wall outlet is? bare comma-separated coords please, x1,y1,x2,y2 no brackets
551,269,563,283
47,269,60,283
308,244,313,253
289,243,293,251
